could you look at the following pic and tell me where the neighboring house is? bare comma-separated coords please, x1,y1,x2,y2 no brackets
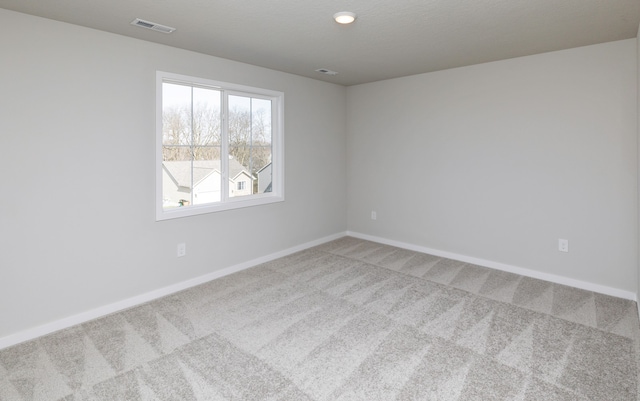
257,162,272,193
162,157,253,207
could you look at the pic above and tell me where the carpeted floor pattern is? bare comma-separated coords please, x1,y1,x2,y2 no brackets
1,236,639,400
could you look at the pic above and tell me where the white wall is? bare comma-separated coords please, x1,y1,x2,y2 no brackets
0,9,347,340
347,39,638,293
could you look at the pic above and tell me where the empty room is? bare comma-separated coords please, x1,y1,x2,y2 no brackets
1,0,640,400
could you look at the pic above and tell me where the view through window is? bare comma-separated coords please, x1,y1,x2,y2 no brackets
156,72,283,220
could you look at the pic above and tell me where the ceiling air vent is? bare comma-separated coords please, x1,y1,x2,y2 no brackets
315,68,338,76
131,18,175,34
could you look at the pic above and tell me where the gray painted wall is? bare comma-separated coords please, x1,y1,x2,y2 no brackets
1,7,638,342
347,39,638,293
0,9,347,339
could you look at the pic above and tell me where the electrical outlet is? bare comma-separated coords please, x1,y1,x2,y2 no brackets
558,239,568,253
371,211,377,220
177,243,186,257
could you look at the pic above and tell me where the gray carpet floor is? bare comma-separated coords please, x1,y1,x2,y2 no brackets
1,236,639,400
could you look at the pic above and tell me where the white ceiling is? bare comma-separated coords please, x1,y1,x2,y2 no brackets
1,0,639,86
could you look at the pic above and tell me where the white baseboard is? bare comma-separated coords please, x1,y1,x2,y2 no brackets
0,231,347,350
347,231,638,302
3,230,635,350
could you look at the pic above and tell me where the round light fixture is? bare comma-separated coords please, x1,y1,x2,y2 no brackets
333,11,357,24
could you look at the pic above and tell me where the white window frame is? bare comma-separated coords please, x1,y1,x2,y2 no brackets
156,71,284,221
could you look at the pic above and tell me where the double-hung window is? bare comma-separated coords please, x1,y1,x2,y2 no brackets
156,71,284,220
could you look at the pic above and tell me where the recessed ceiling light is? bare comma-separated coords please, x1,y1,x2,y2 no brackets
333,11,357,24
130,18,175,34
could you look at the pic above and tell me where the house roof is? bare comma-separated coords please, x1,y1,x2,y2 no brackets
257,162,272,174
163,159,249,189
1,1,637,86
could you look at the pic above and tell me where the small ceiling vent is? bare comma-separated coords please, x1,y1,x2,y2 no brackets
131,18,175,34
315,68,338,76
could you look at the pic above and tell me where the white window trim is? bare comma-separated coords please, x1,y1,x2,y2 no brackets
156,71,284,221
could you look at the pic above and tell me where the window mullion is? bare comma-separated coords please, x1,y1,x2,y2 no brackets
249,99,253,192
221,91,229,202
190,86,195,206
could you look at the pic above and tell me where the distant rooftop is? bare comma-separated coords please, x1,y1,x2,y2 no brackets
162,159,248,188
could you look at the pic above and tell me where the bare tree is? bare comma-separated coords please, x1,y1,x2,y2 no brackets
162,101,272,183
228,107,272,176
162,103,221,161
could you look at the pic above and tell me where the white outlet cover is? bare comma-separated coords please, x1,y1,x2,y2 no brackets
558,239,569,252
177,243,186,257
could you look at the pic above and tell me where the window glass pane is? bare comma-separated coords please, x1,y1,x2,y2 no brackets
252,98,273,194
162,83,222,209
252,98,272,145
192,148,222,204
228,95,251,149
193,87,221,146
162,149,193,209
227,95,272,197
257,153,272,193
162,83,192,148
227,151,251,197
